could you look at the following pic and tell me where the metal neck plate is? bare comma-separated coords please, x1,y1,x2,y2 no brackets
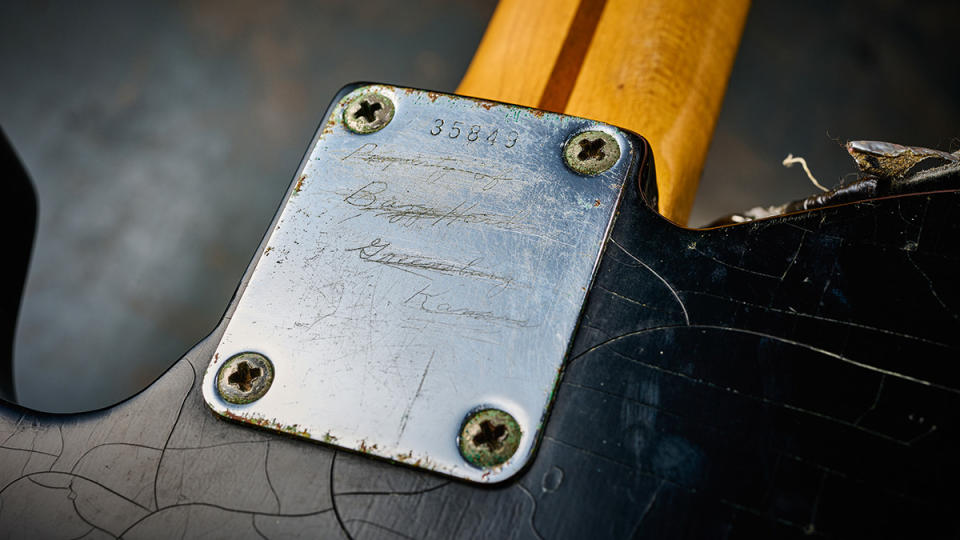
202,84,640,483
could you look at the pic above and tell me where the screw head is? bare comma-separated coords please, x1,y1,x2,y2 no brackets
216,352,274,404
343,92,395,134
458,408,522,469
563,130,620,175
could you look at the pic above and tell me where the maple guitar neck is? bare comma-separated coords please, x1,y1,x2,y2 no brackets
457,0,750,225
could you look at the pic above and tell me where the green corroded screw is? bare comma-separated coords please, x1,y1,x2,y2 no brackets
343,91,395,134
458,408,522,469
216,352,274,404
563,130,620,175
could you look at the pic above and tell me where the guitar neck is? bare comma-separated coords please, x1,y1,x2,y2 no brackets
457,0,750,225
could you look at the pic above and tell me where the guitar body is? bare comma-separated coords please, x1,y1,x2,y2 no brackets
4,1,958,538
2,153,957,537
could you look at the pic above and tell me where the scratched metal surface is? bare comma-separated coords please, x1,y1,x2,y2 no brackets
202,85,639,483
2,168,958,537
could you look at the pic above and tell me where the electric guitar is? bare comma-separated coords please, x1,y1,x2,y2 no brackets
3,1,958,538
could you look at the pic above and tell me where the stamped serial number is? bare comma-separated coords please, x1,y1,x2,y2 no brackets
429,119,519,148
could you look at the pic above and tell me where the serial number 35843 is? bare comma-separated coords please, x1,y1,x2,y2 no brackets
429,119,519,149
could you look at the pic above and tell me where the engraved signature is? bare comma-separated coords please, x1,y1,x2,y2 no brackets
346,238,517,288
341,143,514,190
403,284,531,328
343,181,526,229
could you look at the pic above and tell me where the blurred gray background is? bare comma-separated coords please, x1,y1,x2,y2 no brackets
1,0,957,411
694,1,960,226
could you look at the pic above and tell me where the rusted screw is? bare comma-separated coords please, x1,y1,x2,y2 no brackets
563,130,620,175
343,92,395,134
458,408,522,469
216,352,274,404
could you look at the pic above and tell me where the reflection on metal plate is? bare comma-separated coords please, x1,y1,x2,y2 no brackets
202,84,639,482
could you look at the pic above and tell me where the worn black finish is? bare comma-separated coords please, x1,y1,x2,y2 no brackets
563,158,960,538
0,139,958,538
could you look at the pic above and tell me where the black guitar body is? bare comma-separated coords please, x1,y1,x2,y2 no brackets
1,143,958,539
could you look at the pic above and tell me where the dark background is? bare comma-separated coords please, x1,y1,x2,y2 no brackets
2,0,957,411
696,0,960,225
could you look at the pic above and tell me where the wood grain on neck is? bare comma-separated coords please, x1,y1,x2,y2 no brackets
457,0,750,225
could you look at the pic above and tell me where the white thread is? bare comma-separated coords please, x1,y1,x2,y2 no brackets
782,153,829,192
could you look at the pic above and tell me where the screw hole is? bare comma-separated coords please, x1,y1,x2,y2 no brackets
354,100,382,123
472,420,508,450
577,138,606,161
227,361,262,392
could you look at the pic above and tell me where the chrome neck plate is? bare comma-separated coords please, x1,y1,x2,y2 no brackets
202,84,640,483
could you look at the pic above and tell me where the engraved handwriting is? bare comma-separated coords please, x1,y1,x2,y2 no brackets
403,284,531,328
346,238,517,288
341,143,513,190
343,181,527,229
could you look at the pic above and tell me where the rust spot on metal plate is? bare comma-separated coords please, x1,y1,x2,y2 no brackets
222,410,310,438
357,440,380,454
321,118,336,136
